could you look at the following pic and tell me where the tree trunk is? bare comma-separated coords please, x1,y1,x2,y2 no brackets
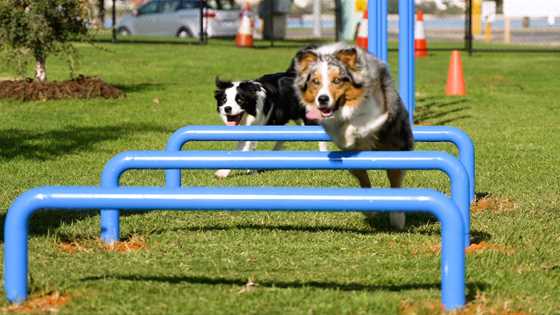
97,0,106,29
35,55,47,82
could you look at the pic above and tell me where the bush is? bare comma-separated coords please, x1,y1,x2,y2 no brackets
0,0,91,81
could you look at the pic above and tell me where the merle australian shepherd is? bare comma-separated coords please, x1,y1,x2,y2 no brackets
214,64,327,178
292,43,414,229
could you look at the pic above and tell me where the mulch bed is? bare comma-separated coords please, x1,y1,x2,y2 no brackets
0,75,124,101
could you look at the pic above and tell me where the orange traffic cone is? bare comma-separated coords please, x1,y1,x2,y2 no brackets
414,10,428,57
236,3,253,48
355,10,368,49
445,50,466,96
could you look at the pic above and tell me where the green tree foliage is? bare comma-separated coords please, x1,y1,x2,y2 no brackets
0,0,91,81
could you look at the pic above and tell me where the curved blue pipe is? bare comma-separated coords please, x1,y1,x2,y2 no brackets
164,126,475,200
101,150,469,247
4,186,465,310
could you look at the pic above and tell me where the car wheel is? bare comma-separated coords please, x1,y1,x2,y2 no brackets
177,28,192,39
118,27,131,36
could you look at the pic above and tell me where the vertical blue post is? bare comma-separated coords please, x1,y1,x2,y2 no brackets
379,0,388,62
399,0,415,123
368,0,387,62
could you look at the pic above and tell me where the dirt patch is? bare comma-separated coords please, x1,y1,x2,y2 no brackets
103,235,147,253
57,236,146,254
0,75,124,101
58,240,93,254
1,291,70,313
472,196,516,214
399,294,531,315
465,241,515,256
426,241,514,256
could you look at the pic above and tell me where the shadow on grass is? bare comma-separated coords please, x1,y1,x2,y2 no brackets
414,97,471,126
112,82,167,94
0,122,172,161
141,216,492,244
0,210,96,243
81,274,487,300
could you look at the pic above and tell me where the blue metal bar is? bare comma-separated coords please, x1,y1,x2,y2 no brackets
101,150,470,247
5,186,465,310
368,0,387,62
380,0,388,62
399,0,415,122
368,0,377,57
164,126,475,200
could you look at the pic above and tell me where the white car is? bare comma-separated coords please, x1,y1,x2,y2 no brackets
117,0,241,38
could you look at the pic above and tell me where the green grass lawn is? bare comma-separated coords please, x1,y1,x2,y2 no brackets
0,38,559,314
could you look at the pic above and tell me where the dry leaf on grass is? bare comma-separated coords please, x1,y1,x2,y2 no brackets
238,278,258,294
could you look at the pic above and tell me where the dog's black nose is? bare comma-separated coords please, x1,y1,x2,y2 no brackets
318,95,330,105
224,106,232,114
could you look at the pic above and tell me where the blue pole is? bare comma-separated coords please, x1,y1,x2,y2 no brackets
380,0,388,62
5,186,465,310
399,0,415,123
102,150,470,247
368,0,387,61
164,126,475,200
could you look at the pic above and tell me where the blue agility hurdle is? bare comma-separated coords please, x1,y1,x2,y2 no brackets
164,125,475,201
4,186,465,310
101,150,470,247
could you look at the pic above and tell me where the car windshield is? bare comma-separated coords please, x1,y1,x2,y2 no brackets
205,0,239,10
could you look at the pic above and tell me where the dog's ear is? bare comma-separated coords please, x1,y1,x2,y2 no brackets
335,48,359,70
215,76,233,90
294,49,318,75
238,81,261,93
287,45,318,74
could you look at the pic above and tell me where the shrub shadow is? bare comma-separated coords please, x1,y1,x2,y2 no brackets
0,123,172,161
0,210,96,243
112,83,167,94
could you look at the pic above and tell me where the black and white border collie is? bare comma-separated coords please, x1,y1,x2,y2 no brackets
214,70,327,178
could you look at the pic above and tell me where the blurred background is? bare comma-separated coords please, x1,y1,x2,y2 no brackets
91,0,560,50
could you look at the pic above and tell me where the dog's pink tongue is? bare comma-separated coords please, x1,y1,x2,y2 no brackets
306,107,323,122
225,121,240,126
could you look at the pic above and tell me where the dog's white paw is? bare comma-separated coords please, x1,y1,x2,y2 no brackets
389,212,406,230
215,169,231,178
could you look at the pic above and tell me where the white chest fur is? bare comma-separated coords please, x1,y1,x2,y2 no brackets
321,95,388,150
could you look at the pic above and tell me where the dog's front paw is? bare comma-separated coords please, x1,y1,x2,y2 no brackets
389,212,406,230
215,169,231,178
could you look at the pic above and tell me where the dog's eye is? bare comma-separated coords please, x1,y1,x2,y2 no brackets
236,96,244,103
332,78,342,85
311,78,320,85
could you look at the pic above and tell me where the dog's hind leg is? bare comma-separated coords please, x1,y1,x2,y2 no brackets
350,170,378,220
272,141,285,151
350,169,371,188
387,169,406,230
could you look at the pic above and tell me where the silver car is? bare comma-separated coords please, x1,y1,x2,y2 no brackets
117,0,241,38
